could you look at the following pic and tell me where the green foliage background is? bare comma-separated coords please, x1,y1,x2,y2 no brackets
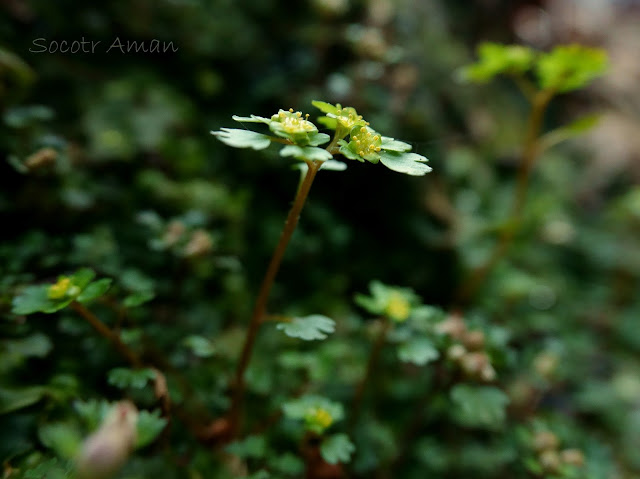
1,1,639,478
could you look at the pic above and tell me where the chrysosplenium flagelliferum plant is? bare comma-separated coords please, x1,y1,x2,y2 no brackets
8,41,613,479
209,101,432,460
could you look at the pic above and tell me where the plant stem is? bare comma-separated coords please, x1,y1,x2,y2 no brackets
454,89,554,305
350,318,391,427
326,126,348,155
228,159,322,437
70,301,142,367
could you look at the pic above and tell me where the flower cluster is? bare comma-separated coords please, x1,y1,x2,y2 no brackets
211,100,432,176
48,276,80,300
355,280,417,323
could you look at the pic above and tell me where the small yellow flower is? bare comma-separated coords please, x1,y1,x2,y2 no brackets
334,106,368,130
271,108,316,135
385,291,411,322
347,126,382,162
48,277,72,300
305,407,333,431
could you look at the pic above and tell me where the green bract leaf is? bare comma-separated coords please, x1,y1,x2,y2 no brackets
225,435,267,459
136,409,167,448
280,145,333,162
71,268,96,289
320,160,347,171
282,395,344,434
3,333,53,361
23,459,68,479
232,114,272,124
379,151,432,176
38,422,82,459
398,337,440,365
268,453,305,476
123,290,155,308
537,44,608,93
381,137,412,152
317,116,338,130
211,128,272,150
320,433,355,465
306,131,331,147
312,101,367,131
460,42,535,83
107,368,156,390
182,335,216,358
338,142,364,162
539,114,601,151
76,278,112,303
311,100,340,115
277,315,336,341
450,385,510,429
0,386,48,414
74,399,111,430
12,285,63,314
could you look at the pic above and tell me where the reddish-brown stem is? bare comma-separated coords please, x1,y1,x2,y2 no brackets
350,318,391,427
454,89,554,305
70,301,142,368
228,159,322,438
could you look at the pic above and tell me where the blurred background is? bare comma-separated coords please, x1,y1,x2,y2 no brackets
2,0,640,477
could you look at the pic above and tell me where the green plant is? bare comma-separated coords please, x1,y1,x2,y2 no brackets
6,32,633,479
455,42,608,303
210,101,431,440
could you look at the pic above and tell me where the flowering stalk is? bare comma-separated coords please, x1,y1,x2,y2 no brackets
454,88,554,304
228,159,322,438
212,102,431,439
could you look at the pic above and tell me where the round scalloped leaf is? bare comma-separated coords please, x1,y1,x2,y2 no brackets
107,367,156,390
460,42,535,83
77,278,112,304
320,160,347,171
379,151,432,176
306,131,331,147
338,143,365,162
136,409,167,448
311,100,340,115
320,433,355,465
537,44,608,93
398,337,440,366
211,128,272,150
12,285,66,314
232,114,272,124
381,137,412,152
38,422,82,460
276,315,336,340
450,385,510,429
280,145,333,162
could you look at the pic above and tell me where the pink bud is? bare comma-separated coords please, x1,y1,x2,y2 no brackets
76,401,138,479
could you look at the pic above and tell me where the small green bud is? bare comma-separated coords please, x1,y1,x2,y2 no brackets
533,431,559,452
560,448,585,467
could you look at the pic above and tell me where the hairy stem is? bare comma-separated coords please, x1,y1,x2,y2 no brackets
228,159,322,437
454,89,554,305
